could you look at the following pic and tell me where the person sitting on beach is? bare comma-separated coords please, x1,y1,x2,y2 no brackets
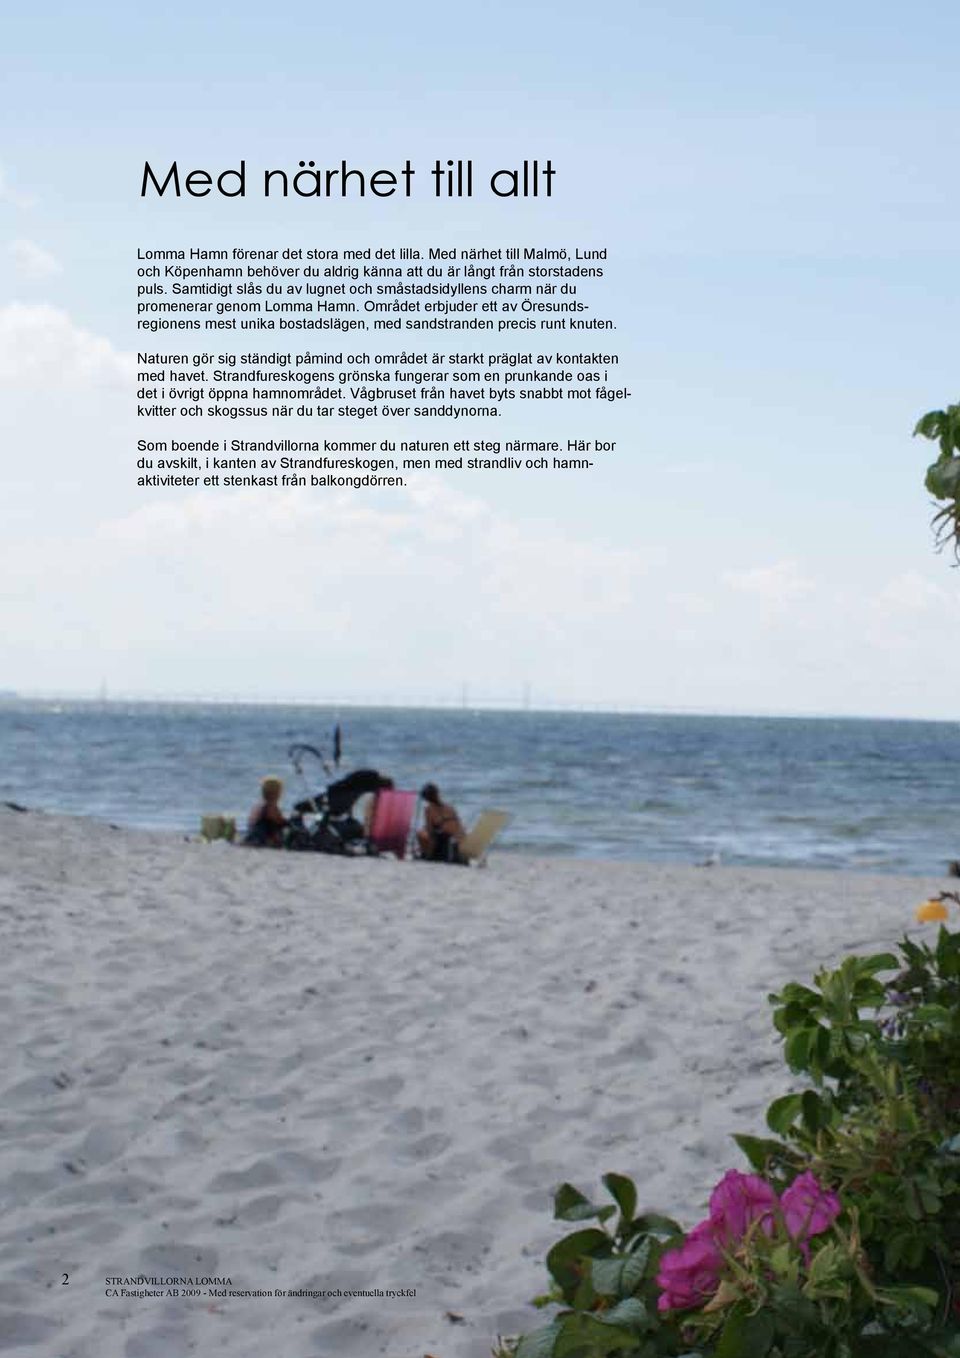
416,783,465,862
245,775,287,848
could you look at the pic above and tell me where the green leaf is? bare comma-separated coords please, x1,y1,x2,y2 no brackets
801,1090,824,1133
851,980,887,1008
733,1134,787,1172
776,1001,817,1029
630,1213,682,1238
546,1228,613,1300
715,1305,775,1358
914,410,943,439
883,1231,905,1273
769,1242,795,1280
590,1257,626,1298
876,1283,939,1311
601,1297,649,1333
775,982,821,1004
785,1028,814,1071
620,1241,650,1294
515,1320,564,1358
590,1242,651,1301
547,1228,613,1265
767,1093,803,1134
552,1313,640,1357
602,1172,637,1226
813,1024,833,1069
571,1274,597,1314
859,953,899,975
554,1184,617,1224
926,457,960,500
803,1241,842,1291
554,1183,592,1217
768,1282,819,1334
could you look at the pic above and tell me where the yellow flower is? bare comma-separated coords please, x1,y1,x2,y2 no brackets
916,899,949,923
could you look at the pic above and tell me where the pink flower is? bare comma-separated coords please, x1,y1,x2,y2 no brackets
656,1169,841,1313
709,1169,778,1243
781,1171,841,1240
656,1220,723,1312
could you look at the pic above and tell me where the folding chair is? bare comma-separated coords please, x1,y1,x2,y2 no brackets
457,810,510,866
367,789,418,859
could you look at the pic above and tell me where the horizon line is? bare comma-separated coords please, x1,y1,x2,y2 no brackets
1,689,957,725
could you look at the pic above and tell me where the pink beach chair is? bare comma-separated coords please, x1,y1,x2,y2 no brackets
367,789,418,859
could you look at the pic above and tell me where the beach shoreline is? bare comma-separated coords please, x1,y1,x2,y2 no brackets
1,807,950,1357
4,701,959,874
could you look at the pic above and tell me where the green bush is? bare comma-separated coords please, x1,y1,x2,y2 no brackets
501,907,960,1358
914,404,960,558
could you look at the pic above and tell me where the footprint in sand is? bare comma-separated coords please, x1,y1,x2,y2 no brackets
395,1132,452,1162
208,1159,283,1193
0,1312,62,1349
122,1322,193,1358
134,1242,220,1275
327,1203,411,1255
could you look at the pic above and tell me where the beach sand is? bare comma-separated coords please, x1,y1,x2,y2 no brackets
0,805,948,1358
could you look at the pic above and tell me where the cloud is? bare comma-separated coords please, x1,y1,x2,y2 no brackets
3,431,960,714
722,559,814,606
0,303,133,386
9,238,61,280
0,476,663,699
871,569,950,617
4,481,960,716
99,476,654,637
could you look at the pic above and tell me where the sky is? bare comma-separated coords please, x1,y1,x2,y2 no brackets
2,1,960,716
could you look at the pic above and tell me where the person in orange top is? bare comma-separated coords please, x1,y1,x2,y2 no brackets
245,775,287,848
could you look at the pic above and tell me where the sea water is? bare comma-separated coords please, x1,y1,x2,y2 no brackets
1,700,957,874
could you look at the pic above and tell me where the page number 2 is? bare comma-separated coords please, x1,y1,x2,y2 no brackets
61,1273,69,1285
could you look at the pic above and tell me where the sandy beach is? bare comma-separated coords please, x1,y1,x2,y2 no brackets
0,805,949,1358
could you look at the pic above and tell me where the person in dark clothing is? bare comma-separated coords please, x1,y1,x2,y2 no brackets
416,782,465,861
